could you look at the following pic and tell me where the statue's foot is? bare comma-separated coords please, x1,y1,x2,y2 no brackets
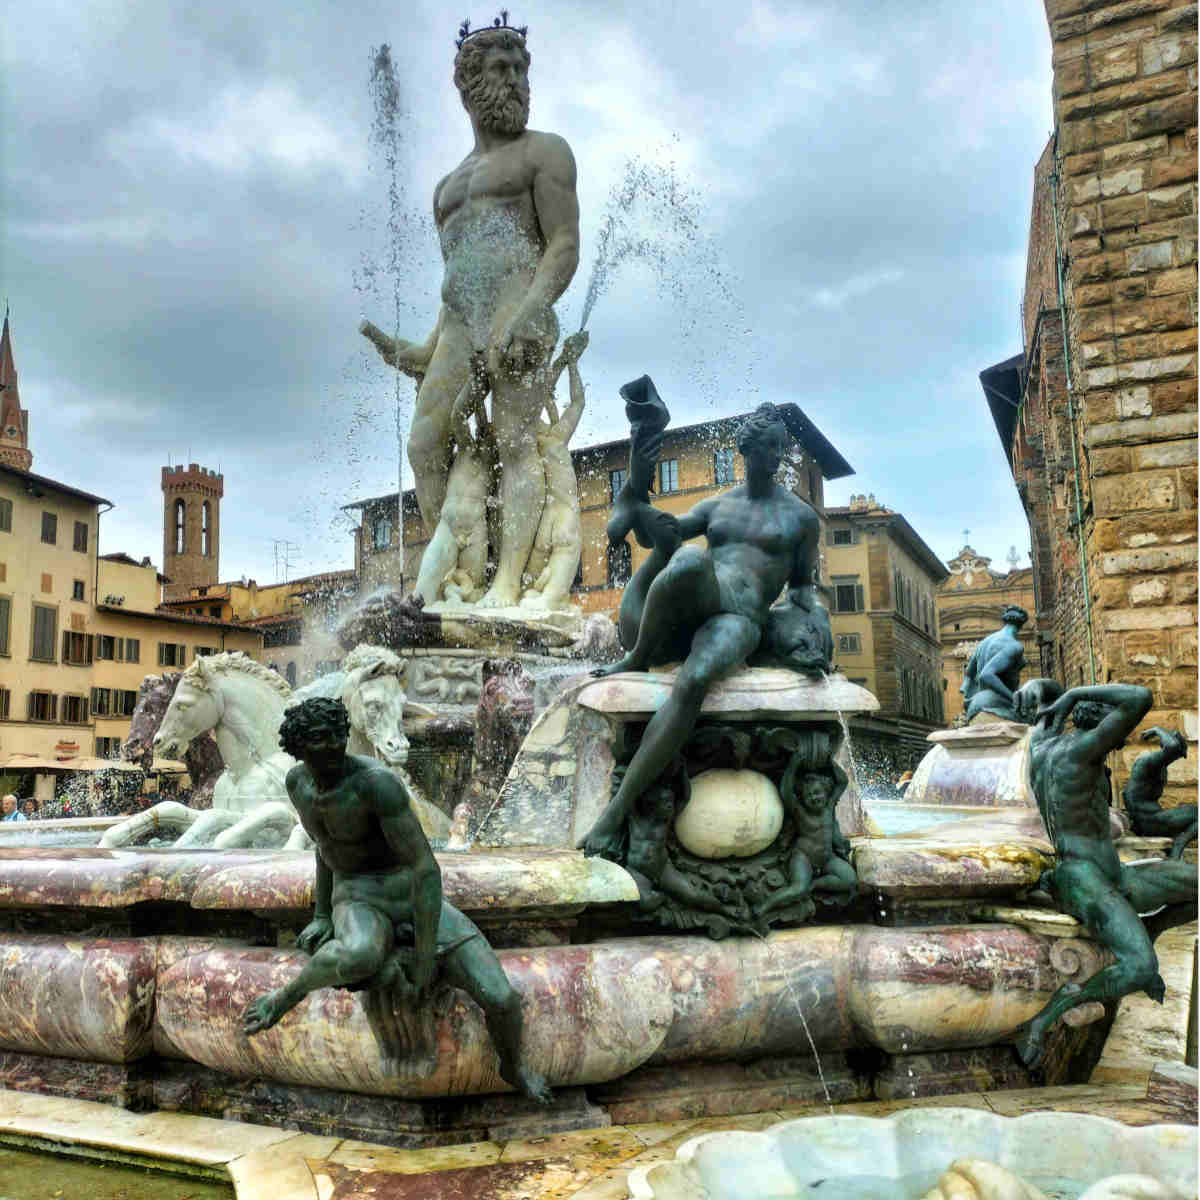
511,1063,553,1106
478,584,519,610
1011,1020,1045,1070
1144,973,1166,1003
243,989,291,1036
590,653,640,678
578,816,624,859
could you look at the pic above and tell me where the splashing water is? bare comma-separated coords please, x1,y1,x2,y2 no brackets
574,150,758,411
369,43,410,590
822,672,868,837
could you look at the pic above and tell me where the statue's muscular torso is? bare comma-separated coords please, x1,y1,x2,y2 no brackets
435,130,563,346
704,486,819,625
1030,737,1121,879
290,758,419,911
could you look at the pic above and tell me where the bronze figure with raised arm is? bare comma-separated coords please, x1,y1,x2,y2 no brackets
1013,683,1197,1068
578,398,820,860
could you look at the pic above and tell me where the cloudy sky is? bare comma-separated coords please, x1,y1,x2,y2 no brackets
3,1,1053,587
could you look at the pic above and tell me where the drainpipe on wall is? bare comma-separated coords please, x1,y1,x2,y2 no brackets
1048,135,1099,686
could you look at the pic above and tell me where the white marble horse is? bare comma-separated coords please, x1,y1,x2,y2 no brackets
100,653,302,849
287,645,448,839
100,648,448,849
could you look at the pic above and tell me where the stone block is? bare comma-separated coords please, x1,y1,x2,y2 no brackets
1082,338,1116,366
1149,153,1200,187
1128,91,1198,138
1172,570,1198,602
1160,667,1198,705
1181,463,1198,507
1113,293,1195,335
1171,625,1199,666
1126,239,1176,271
1147,1061,1198,1112
1059,108,1130,153
1133,437,1199,467
1115,383,1154,416
1147,183,1196,218
1128,575,1172,604
1147,265,1198,294
1103,604,1197,629
1093,469,1177,514
1124,629,1174,667
1142,31,1197,75
1091,445,1132,475
1160,327,1199,354
1101,164,1146,196
1101,191,1148,228
1113,275,1148,301
1087,364,1119,388
1116,332,1161,361
1077,280,1114,307
1115,351,1195,380
1102,543,1197,574
1097,575,1130,607
1102,133,1169,165
1147,376,1199,411
1078,306,1116,341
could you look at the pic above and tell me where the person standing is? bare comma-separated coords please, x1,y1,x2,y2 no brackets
1,794,27,822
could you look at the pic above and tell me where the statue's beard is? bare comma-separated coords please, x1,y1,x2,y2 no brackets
468,77,529,135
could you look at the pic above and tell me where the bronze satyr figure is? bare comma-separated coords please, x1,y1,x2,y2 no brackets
579,396,820,860
242,697,551,1103
1123,727,1195,860
1014,684,1197,1068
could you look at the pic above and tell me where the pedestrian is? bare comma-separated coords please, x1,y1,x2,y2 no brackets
2,794,27,822
20,799,35,820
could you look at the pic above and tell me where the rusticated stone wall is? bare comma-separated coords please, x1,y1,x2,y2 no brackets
1028,0,1197,807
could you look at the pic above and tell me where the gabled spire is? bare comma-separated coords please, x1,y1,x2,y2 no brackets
0,308,33,472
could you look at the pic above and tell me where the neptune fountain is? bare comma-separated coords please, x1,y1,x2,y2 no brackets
0,15,1191,1196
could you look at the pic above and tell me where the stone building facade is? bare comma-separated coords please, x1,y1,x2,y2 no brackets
824,496,949,757
161,463,223,602
982,0,1197,808
936,544,1041,726
348,403,855,617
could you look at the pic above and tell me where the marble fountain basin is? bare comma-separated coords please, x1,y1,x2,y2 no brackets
627,1108,1197,1200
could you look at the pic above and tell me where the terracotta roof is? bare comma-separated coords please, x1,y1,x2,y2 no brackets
94,604,262,635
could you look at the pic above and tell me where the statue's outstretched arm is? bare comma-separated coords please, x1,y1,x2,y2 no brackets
1041,684,1153,761
523,135,581,317
359,307,444,377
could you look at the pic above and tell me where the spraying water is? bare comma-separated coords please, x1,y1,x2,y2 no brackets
574,151,758,411
369,44,410,591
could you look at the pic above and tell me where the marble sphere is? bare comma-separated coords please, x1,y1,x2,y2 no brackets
674,769,784,859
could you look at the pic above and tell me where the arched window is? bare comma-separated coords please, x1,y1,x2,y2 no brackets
174,500,185,554
202,502,211,557
286,661,297,687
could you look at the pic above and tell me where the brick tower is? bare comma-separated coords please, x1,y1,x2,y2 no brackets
0,310,33,472
162,463,223,602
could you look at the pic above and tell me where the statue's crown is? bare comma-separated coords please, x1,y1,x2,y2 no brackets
456,10,528,50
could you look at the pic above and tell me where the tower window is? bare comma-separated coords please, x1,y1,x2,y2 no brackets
174,499,185,554
202,501,211,556
373,517,392,551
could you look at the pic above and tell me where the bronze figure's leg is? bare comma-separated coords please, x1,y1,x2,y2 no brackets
1013,858,1162,1068
243,901,394,1035
582,593,761,858
443,933,552,1104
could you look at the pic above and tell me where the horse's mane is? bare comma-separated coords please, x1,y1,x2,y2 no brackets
181,651,293,699
342,643,406,679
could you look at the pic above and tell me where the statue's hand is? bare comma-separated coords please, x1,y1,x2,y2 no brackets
1036,693,1072,729
1140,726,1173,745
297,915,334,956
498,309,549,375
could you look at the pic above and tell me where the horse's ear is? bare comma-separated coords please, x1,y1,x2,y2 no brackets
193,658,207,680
